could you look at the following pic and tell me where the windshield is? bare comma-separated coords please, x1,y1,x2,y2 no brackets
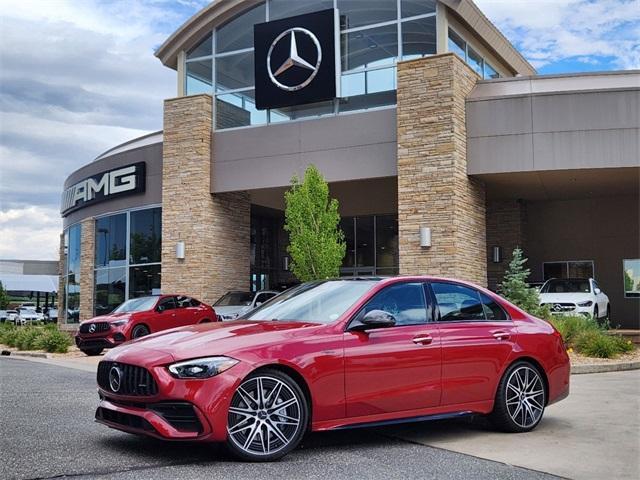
113,296,158,313
242,280,377,324
542,279,591,294
214,292,253,306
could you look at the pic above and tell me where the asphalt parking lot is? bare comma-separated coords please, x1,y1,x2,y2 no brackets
1,357,638,480
0,357,556,480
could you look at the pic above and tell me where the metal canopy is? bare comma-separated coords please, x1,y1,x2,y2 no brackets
0,273,58,293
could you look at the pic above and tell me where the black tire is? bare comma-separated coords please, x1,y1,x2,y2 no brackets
593,305,599,321
81,348,103,356
489,361,546,433
131,324,150,339
226,369,309,462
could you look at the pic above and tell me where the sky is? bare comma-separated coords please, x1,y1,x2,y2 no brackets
1,0,638,260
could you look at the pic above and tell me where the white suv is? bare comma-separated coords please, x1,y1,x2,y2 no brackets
539,278,610,321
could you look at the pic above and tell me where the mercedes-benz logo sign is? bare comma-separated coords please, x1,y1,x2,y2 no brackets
88,323,96,333
109,365,122,393
267,27,322,92
553,304,563,312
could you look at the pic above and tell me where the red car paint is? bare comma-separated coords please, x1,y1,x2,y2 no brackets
75,295,216,352
94,277,570,443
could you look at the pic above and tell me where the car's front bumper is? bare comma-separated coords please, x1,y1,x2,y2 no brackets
94,359,254,442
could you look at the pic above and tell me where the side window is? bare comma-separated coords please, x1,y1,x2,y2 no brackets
190,298,201,307
431,282,485,321
176,296,191,308
355,282,429,326
158,297,177,311
480,293,508,321
256,293,276,305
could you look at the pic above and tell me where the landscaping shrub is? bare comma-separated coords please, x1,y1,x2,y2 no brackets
0,323,19,347
550,314,634,359
15,327,42,350
35,327,72,353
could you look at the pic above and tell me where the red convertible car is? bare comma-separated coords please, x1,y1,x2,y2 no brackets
94,277,569,461
76,295,216,356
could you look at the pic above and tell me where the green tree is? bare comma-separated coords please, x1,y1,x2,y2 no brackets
0,281,9,309
498,247,550,319
284,165,346,282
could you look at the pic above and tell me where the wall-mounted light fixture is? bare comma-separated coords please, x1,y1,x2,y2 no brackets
176,241,185,259
283,256,289,271
419,227,432,248
492,246,502,263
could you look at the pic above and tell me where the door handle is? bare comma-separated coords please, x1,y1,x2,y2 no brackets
413,335,433,345
493,331,510,341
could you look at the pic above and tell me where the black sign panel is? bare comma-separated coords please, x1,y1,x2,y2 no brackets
61,162,146,216
254,8,337,110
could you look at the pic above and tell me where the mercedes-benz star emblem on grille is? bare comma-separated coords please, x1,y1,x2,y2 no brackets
109,365,122,392
267,27,322,92
88,323,96,333
553,304,563,312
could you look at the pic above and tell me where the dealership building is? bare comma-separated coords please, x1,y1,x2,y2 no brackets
59,0,639,329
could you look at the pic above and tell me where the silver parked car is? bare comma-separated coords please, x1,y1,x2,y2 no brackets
213,290,279,321
16,307,43,325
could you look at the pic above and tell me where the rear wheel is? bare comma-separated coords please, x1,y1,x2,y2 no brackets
489,361,546,433
226,369,308,461
131,324,150,339
81,348,103,356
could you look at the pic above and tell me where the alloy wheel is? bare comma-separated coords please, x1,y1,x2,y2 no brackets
505,365,545,428
227,376,302,456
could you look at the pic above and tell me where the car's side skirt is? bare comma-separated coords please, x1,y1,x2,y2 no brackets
312,400,494,431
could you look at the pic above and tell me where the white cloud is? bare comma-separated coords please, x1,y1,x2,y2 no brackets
475,0,640,70
0,206,61,260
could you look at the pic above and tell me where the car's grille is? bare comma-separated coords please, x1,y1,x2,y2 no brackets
95,407,155,432
79,322,110,334
543,303,576,313
76,338,112,348
97,361,158,396
150,402,203,433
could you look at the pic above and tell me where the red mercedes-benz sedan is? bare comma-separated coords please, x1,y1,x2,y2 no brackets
94,277,569,461
76,295,216,356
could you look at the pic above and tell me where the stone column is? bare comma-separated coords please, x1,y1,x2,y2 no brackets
57,232,66,326
397,53,486,286
161,94,250,305
78,218,95,322
486,200,528,290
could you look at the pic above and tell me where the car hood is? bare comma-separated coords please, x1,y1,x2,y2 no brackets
80,312,134,325
113,320,321,364
539,292,593,303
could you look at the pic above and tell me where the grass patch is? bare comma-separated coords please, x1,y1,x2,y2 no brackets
549,315,634,359
0,323,71,353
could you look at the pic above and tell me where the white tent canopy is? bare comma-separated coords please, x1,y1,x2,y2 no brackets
0,273,58,293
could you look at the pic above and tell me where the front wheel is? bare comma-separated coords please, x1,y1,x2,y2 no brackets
226,369,309,461
131,324,150,339
489,361,546,433
81,348,103,356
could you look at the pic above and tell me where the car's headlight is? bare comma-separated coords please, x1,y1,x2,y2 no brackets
167,356,238,379
577,300,593,307
111,319,129,326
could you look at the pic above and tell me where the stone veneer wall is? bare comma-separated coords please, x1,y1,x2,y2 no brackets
78,218,95,322
486,200,527,291
397,53,487,286
161,94,250,305
57,232,66,325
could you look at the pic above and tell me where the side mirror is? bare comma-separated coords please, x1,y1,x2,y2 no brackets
594,287,601,295
156,304,165,312
351,309,396,331
255,302,263,307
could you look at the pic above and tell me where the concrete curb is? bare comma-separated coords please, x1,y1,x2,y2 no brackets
4,351,50,359
571,361,640,374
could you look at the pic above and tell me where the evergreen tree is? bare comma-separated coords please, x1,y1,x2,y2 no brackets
284,165,346,282
0,281,9,309
498,247,550,319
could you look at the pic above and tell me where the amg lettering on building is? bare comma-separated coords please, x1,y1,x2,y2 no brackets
61,162,145,215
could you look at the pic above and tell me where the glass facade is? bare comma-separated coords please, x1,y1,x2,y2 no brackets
340,214,398,276
93,207,161,316
184,0,438,129
62,224,81,323
447,28,500,79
